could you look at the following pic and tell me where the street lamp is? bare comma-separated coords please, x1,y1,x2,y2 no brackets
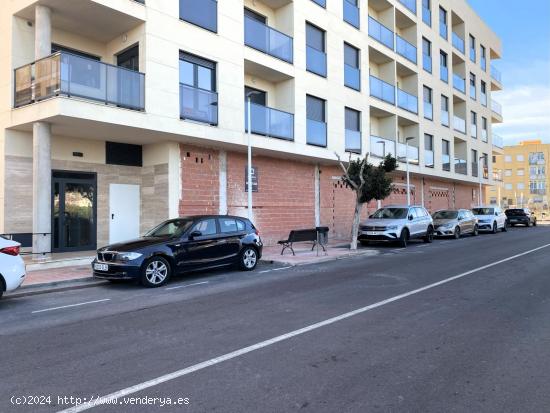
405,137,415,206
246,90,262,221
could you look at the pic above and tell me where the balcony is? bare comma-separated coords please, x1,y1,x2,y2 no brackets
244,16,293,64
423,54,432,73
491,65,502,84
530,189,547,195
472,162,478,177
397,88,418,114
369,75,395,105
491,99,503,116
425,150,434,167
397,143,419,165
245,102,294,141
453,73,466,94
441,109,450,127
368,16,394,50
306,46,327,77
370,136,396,158
345,129,362,153
396,35,417,64
442,154,451,171
343,0,360,28
344,64,361,91
493,134,504,148
454,158,467,175
422,6,431,26
307,119,327,147
453,115,466,134
398,0,417,14
180,84,218,125
14,52,145,111
452,32,465,54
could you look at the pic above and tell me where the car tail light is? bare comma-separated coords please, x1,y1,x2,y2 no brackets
0,245,20,256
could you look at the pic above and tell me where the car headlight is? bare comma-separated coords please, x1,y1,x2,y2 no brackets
386,225,398,230
118,252,143,261
442,223,454,229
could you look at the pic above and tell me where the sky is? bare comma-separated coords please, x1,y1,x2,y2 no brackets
467,0,550,145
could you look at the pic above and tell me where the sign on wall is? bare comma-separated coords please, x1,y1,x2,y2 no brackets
245,166,258,192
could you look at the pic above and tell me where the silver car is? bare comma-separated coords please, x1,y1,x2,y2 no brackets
358,205,435,248
433,209,479,239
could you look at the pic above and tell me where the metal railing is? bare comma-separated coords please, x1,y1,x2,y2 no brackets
245,102,294,141
345,129,362,153
368,16,394,49
369,75,395,105
397,88,418,114
397,143,419,164
244,15,293,63
454,158,467,175
14,52,145,110
179,83,218,125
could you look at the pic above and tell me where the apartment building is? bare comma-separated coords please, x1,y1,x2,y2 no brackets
487,140,549,211
0,0,503,254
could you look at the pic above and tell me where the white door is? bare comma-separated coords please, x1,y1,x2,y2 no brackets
109,184,140,244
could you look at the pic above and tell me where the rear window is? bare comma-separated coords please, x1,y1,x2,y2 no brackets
472,208,494,215
505,209,526,216
236,220,246,231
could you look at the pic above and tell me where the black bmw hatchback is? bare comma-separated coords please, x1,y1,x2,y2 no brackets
92,216,263,287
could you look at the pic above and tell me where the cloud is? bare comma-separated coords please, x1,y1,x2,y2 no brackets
492,84,550,145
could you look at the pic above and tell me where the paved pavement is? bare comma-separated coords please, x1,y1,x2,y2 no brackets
1,226,550,412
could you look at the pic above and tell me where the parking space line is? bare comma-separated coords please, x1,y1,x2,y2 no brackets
32,299,111,314
165,281,209,291
57,242,550,413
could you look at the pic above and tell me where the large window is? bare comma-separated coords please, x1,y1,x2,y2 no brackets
440,50,448,82
423,86,433,120
469,72,476,100
442,139,451,171
439,7,448,39
422,37,432,73
424,134,434,168
469,34,476,62
471,149,478,177
306,23,327,77
471,111,477,139
180,0,217,32
441,94,449,127
480,45,487,71
306,95,327,147
422,0,431,26
344,43,360,90
345,107,361,153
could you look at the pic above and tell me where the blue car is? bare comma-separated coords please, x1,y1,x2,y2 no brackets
92,216,263,287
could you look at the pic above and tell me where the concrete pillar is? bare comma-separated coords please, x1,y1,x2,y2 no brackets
219,150,228,215
314,164,320,227
168,143,182,219
32,122,52,255
35,5,52,59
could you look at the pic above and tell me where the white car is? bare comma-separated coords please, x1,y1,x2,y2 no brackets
0,237,26,299
472,206,508,234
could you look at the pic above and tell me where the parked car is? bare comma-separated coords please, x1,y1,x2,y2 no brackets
0,237,26,299
505,208,537,227
92,216,263,287
358,205,434,248
433,209,479,238
472,206,508,233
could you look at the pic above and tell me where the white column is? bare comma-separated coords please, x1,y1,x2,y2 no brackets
32,122,52,255
35,5,52,59
168,143,182,219
219,150,228,215
314,164,320,227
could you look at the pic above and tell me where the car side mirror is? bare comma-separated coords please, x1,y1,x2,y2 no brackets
189,230,202,239
495,212,499,216
408,215,414,221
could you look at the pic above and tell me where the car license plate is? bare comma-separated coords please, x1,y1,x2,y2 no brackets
367,231,381,236
94,263,108,272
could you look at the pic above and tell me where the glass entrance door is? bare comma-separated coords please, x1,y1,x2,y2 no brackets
52,172,97,252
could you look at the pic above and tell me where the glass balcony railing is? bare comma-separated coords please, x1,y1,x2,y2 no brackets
454,158,467,175
180,84,218,125
397,88,418,114
369,75,395,105
481,57,487,71
424,101,433,120
452,32,465,54
440,22,448,39
307,118,327,147
422,7,431,26
481,92,487,106
441,109,450,126
398,143,420,165
440,65,449,83
344,64,361,91
396,35,417,64
423,54,432,72
343,0,360,28
481,129,488,142
493,134,504,148
368,16,394,50
345,129,362,153
425,150,434,168
306,46,327,77
453,115,466,134
453,73,466,93
245,102,294,141
370,136,396,158
244,16,293,63
492,99,503,116
14,52,145,110
442,154,451,171
471,124,478,139
472,162,479,177
491,65,502,84
398,0,417,14
180,0,217,32
312,0,326,7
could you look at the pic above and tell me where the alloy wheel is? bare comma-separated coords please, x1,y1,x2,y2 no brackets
242,248,257,269
145,260,168,285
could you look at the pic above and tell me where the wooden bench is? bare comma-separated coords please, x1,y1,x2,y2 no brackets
277,229,326,256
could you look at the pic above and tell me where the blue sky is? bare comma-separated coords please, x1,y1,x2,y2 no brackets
467,0,550,144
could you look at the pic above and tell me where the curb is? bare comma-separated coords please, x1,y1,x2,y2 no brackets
260,248,379,267
5,278,108,299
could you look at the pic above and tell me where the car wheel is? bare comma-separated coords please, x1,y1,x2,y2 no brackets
533,219,537,227
141,256,171,288
398,228,409,248
492,222,498,234
240,247,258,271
423,226,434,243
502,221,508,232
472,225,479,236
453,227,461,239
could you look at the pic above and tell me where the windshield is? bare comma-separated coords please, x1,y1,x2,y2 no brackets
433,210,458,220
505,209,526,216
472,208,495,216
371,208,409,219
145,219,194,238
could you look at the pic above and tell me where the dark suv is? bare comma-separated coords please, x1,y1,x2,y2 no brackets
92,216,263,287
505,208,537,227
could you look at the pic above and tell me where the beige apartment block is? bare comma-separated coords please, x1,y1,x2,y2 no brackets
0,0,504,253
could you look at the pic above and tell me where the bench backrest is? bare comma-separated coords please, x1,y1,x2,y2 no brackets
288,229,318,242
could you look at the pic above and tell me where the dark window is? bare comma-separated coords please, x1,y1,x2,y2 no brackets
51,44,100,60
307,95,325,122
344,43,359,68
439,7,447,39
345,107,360,131
344,42,360,90
106,142,143,167
117,45,139,71
180,0,217,32
244,8,266,24
425,134,433,150
191,219,218,236
179,52,216,91
306,23,325,51
219,218,238,233
306,23,327,77
306,95,327,147
244,86,267,106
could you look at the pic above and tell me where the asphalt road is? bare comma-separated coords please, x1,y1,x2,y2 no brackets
1,226,550,413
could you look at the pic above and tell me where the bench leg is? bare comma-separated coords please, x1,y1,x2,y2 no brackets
280,243,290,255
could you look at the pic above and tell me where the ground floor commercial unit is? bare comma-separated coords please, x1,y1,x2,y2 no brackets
1,130,482,253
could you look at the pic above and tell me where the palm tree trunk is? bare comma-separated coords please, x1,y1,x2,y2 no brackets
350,195,363,250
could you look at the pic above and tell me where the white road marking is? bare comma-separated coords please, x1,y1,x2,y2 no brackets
259,266,292,274
57,242,550,413
32,299,111,314
165,281,209,291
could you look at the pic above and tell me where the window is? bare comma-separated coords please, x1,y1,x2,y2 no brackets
481,45,487,71
423,86,433,120
343,0,360,29
517,183,525,190
439,7,448,39
440,51,448,82
469,34,476,62
311,0,326,7
480,81,487,106
306,95,327,147
422,37,432,73
306,23,327,77
117,45,139,71
517,154,525,162
481,117,488,142
219,218,238,233
442,139,451,171
179,52,218,125
345,107,361,153
517,168,525,176
106,142,143,167
180,0,218,33
422,0,431,26
425,134,434,168
441,94,449,126
471,111,477,138
191,219,217,236
344,43,360,90
236,220,246,231
505,169,512,177
469,72,476,100
505,183,513,190
505,155,512,162
472,149,478,176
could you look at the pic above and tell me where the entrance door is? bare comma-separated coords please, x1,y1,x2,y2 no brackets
52,171,97,252
109,184,140,244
